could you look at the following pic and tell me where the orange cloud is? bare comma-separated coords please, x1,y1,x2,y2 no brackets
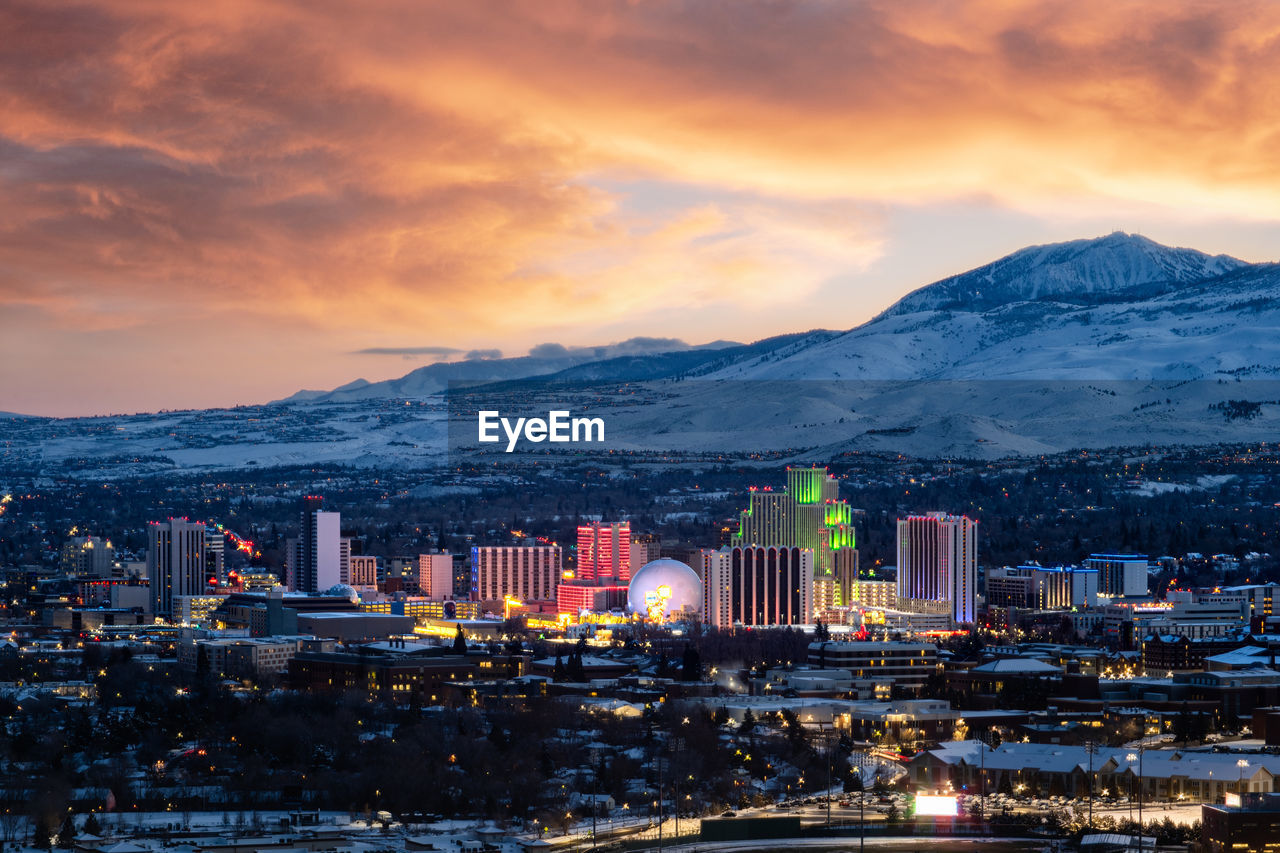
2,1,1280,414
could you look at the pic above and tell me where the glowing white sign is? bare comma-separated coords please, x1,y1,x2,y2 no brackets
914,795,958,817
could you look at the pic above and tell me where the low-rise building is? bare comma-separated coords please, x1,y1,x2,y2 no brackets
1203,792,1280,853
808,640,940,693
289,646,477,704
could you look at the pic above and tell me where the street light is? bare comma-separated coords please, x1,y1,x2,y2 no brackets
1237,759,1250,795
1084,740,1097,832
1126,748,1144,853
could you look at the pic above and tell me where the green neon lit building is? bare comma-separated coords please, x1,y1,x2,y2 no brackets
732,466,859,608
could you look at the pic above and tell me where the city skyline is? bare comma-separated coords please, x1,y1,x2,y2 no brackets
6,2,1280,416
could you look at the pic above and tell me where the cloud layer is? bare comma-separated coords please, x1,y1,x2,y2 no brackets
4,1,1280,414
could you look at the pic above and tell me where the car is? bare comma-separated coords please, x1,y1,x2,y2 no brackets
720,811,736,818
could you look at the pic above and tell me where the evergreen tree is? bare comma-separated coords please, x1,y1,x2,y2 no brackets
57,815,75,849
568,649,586,682
83,814,101,837
452,624,467,654
680,644,701,682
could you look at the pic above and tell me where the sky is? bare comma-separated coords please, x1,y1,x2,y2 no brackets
5,0,1280,417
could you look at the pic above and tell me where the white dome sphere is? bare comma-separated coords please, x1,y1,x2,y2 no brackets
627,559,702,620
323,583,360,604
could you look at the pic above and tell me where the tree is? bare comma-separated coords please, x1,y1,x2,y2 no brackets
1173,703,1192,746
82,813,102,838
57,814,75,849
740,709,756,735
32,820,51,850
680,644,701,682
567,649,586,682
452,625,467,654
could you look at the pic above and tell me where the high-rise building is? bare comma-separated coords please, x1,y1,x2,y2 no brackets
557,583,628,616
732,467,857,608
293,499,341,593
576,522,631,582
205,531,226,586
1031,566,1099,609
630,534,661,571
339,537,352,588
846,578,897,611
896,512,977,625
985,566,1033,608
148,518,208,618
702,546,813,628
417,553,454,599
1087,553,1148,598
60,536,116,577
989,565,1099,610
699,548,732,628
471,545,562,603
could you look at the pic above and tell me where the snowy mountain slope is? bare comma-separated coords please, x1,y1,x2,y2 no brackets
282,338,748,403
881,231,1248,317
704,234,1279,383
7,232,1280,476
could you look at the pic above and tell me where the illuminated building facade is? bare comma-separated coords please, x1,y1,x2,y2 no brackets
556,583,628,616
897,512,977,626
289,649,477,704
847,579,897,610
699,548,732,628
703,546,813,627
61,536,116,577
148,518,208,618
732,467,858,609
470,545,561,603
205,531,226,586
1033,566,1098,609
361,597,480,620
985,565,1097,610
174,594,231,625
347,554,378,587
806,640,939,690
1087,553,1149,598
626,558,701,621
576,521,631,582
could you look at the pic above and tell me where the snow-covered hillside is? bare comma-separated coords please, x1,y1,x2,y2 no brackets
7,232,1280,476
705,233,1280,383
880,231,1248,316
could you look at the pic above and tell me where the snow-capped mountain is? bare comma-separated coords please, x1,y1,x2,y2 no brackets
7,232,1280,476
879,231,1249,317
282,334,824,403
705,232,1280,383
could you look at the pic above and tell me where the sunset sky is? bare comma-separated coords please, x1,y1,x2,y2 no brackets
5,0,1280,417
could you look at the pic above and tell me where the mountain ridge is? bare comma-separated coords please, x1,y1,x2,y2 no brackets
878,231,1249,318
286,232,1266,401
6,232,1280,476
